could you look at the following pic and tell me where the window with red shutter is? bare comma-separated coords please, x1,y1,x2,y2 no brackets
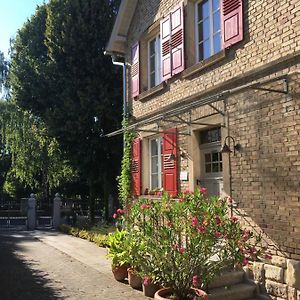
170,3,185,75
163,128,178,197
221,0,243,48
161,14,172,81
160,2,185,81
131,42,140,98
132,138,141,196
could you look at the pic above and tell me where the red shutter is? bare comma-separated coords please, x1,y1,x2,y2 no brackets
221,0,243,48
170,3,185,75
131,42,140,98
132,138,141,196
160,14,172,81
163,128,178,197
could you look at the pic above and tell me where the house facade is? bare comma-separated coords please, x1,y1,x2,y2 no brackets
106,0,300,298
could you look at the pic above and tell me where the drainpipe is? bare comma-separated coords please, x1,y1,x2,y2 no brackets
112,58,127,119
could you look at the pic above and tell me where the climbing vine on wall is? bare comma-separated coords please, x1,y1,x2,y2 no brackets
117,117,134,207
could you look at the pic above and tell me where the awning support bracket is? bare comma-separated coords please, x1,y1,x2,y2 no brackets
250,78,289,94
208,104,225,116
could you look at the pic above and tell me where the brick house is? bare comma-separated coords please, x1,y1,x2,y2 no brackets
106,0,300,298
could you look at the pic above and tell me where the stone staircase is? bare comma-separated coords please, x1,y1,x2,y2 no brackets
207,270,270,300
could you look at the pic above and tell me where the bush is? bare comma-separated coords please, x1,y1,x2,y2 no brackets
119,189,268,299
58,224,109,247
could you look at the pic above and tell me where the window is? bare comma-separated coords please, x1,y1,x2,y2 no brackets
148,35,161,88
200,127,222,175
204,151,223,173
195,0,221,62
149,137,163,189
200,127,221,144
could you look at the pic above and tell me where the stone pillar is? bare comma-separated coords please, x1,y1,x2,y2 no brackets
27,194,36,230
53,193,62,229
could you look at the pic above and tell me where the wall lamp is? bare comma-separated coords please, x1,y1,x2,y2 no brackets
220,136,241,155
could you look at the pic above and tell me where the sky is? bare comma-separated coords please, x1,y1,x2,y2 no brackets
0,0,47,57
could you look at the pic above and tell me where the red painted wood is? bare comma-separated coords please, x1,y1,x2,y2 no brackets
163,128,178,197
170,3,185,75
131,42,140,98
132,138,141,196
160,14,172,81
221,0,243,48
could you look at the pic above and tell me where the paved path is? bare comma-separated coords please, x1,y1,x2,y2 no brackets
0,230,146,300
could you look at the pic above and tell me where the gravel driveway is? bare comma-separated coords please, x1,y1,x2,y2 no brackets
0,230,146,300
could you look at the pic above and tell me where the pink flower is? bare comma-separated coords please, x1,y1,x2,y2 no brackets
116,208,122,214
197,225,206,233
200,187,207,194
173,243,179,250
192,275,198,287
265,253,272,260
227,196,233,204
112,213,117,219
215,216,221,225
179,247,185,254
191,217,199,227
242,258,249,266
143,276,150,286
140,204,151,209
231,216,238,223
242,229,250,241
215,231,222,238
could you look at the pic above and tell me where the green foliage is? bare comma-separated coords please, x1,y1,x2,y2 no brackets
58,223,110,247
0,100,76,197
8,0,123,220
106,229,130,267
117,117,135,207
121,190,267,299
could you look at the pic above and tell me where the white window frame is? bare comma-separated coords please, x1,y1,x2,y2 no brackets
148,35,161,89
149,137,163,190
195,0,221,62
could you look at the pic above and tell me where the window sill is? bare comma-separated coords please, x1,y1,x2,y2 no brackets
137,82,166,101
182,50,226,79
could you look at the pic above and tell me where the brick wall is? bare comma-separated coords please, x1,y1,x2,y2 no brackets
123,1,300,298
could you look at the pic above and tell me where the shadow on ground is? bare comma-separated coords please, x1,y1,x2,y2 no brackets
0,232,61,300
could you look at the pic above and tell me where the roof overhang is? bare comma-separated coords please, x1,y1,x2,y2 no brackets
105,0,138,57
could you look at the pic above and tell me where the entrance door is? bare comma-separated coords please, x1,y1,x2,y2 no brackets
198,128,223,197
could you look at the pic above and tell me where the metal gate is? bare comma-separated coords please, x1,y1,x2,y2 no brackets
0,198,28,230
36,199,53,229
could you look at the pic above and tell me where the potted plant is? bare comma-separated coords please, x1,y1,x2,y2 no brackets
127,190,266,300
106,229,130,281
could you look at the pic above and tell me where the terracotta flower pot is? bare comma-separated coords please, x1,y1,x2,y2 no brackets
154,287,208,300
142,282,160,298
112,265,128,281
128,268,142,290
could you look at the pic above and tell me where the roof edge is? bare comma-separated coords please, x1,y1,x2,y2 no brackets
106,0,138,56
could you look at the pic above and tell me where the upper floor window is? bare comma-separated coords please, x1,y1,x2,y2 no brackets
195,0,221,62
148,35,161,89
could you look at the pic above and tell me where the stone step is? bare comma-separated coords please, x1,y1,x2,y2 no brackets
208,282,256,300
209,270,245,289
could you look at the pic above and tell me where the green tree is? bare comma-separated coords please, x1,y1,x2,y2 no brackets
0,100,76,200
9,0,122,221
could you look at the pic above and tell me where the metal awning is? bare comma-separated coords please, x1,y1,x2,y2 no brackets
105,74,288,137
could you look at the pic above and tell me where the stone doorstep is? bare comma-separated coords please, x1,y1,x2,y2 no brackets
208,282,256,300
209,270,245,289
